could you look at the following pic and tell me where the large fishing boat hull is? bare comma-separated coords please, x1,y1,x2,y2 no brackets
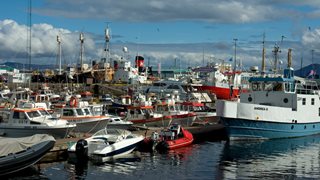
217,95,320,140
221,117,320,140
198,85,240,100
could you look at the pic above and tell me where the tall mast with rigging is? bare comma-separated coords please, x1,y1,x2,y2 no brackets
261,33,266,74
27,0,32,71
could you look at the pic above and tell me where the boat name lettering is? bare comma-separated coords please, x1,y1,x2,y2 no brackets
254,107,268,111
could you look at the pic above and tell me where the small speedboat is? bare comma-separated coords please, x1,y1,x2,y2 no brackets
141,124,194,152
68,128,143,163
0,134,55,175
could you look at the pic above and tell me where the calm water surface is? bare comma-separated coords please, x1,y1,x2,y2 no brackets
7,134,320,179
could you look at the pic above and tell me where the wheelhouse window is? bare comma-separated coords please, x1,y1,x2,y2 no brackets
63,109,74,116
311,98,315,105
83,108,91,115
13,111,26,119
27,111,41,118
76,109,85,116
302,98,306,105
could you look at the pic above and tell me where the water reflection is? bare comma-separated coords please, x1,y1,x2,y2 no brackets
220,135,320,179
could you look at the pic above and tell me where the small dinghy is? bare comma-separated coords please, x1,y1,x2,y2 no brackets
141,124,194,152
0,134,55,175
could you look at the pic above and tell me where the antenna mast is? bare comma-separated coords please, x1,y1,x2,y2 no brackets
27,0,32,71
261,32,266,73
104,23,111,64
57,35,62,75
233,38,238,72
79,33,84,72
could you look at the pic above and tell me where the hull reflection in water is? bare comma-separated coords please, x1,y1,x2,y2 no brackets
220,135,320,179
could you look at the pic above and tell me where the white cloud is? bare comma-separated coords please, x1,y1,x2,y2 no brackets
0,19,314,70
0,19,97,64
34,0,298,23
302,28,320,50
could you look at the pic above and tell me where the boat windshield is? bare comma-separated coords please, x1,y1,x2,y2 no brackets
27,111,42,118
83,108,91,115
76,108,85,116
38,109,50,116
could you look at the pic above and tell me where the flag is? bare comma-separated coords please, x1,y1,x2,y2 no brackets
309,69,316,76
307,69,316,77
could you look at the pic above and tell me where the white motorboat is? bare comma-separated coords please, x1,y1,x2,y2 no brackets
53,97,113,134
0,134,55,175
0,108,75,139
68,128,143,163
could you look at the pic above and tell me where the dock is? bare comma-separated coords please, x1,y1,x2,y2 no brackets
39,123,226,163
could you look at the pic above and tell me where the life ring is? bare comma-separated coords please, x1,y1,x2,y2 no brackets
69,97,78,107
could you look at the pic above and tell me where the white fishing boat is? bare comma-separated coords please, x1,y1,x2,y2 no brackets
53,97,113,134
0,134,55,175
217,49,320,140
68,128,143,163
0,107,75,139
154,98,196,127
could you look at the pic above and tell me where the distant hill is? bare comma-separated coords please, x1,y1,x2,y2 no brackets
294,64,320,78
1,62,56,71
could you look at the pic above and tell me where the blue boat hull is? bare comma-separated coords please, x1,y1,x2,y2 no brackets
221,117,320,140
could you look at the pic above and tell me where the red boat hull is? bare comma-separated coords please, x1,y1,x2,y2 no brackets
197,85,240,100
160,127,194,150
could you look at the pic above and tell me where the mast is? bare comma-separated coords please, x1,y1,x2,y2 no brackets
105,25,111,64
272,44,281,74
261,33,266,73
57,35,62,75
311,49,315,79
287,48,292,68
27,0,32,71
300,55,303,77
79,33,84,72
233,38,238,72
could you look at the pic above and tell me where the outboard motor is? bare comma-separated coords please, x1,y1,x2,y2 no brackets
75,139,88,159
155,141,169,153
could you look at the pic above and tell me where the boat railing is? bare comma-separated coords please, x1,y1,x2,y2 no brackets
295,81,319,95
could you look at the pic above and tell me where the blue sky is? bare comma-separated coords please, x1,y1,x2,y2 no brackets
0,0,319,70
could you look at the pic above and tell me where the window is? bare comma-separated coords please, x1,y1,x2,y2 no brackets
13,112,19,119
83,108,90,115
319,108,320,116
311,98,315,105
167,85,180,89
302,98,306,105
76,109,84,116
63,109,74,116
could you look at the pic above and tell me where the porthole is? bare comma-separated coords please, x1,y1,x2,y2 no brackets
248,97,253,102
283,98,288,103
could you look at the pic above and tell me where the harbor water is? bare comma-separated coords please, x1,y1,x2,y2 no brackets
7,134,320,179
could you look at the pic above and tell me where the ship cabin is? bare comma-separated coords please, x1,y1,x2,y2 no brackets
240,68,320,110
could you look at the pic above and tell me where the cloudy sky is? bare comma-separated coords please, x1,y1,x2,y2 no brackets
0,0,319,70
